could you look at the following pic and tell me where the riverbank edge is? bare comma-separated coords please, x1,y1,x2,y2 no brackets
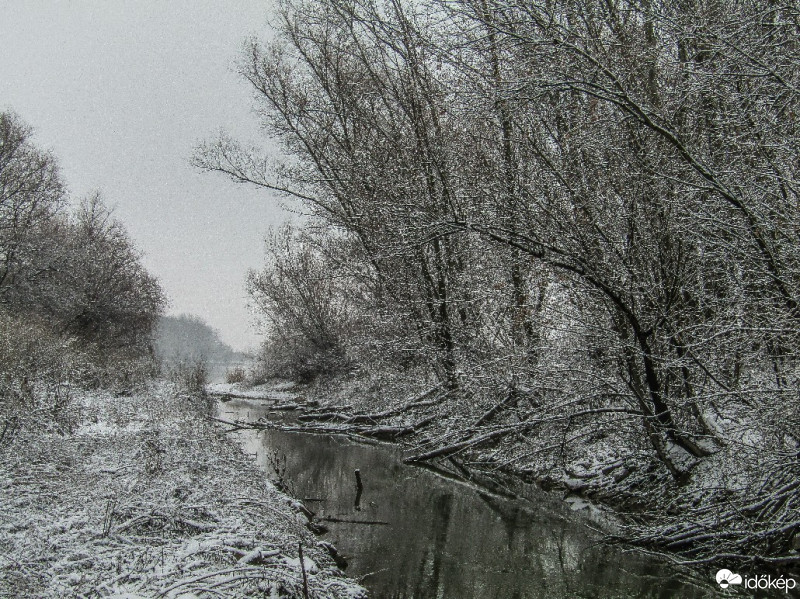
0,381,367,598
212,378,652,516
212,375,800,579
210,378,653,536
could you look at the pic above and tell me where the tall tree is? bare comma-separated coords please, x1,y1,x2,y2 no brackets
0,111,65,302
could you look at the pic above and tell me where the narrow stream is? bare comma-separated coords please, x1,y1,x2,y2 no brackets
219,398,711,598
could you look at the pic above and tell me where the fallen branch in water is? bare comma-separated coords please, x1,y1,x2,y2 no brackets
320,516,390,525
206,416,252,432
405,407,643,463
211,412,435,441
303,404,353,415
207,390,292,402
356,415,436,440
299,386,442,425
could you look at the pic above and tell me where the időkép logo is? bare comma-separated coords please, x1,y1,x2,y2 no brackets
716,569,796,593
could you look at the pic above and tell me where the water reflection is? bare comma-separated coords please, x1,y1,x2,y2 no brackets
220,400,710,598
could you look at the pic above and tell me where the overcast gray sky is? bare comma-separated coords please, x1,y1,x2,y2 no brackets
0,1,290,351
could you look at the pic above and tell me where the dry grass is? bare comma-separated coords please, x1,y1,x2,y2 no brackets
0,383,365,598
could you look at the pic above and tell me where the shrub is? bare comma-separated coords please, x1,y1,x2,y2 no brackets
0,310,83,434
168,360,208,395
253,335,348,384
248,225,361,383
225,366,246,384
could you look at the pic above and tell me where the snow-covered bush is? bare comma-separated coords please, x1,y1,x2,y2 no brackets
166,359,209,397
0,310,82,434
248,225,362,383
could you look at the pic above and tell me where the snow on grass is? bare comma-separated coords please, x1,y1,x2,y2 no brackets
0,382,366,598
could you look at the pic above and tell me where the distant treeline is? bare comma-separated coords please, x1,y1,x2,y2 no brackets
155,314,243,366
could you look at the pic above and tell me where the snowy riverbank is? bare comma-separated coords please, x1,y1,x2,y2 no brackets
220,373,800,576
0,382,365,598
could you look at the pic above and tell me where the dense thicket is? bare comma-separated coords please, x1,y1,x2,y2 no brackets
0,111,165,408
198,0,800,565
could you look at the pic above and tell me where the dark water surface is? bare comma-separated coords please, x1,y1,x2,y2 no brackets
219,399,712,598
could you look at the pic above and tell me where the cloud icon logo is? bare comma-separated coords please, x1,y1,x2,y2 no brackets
716,569,743,588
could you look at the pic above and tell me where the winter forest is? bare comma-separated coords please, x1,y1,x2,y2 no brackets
2,0,799,596
198,0,800,568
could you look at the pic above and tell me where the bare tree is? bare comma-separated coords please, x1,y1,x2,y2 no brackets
200,0,800,563
0,111,65,300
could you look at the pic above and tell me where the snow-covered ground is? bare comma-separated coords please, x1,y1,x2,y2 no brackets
0,382,365,598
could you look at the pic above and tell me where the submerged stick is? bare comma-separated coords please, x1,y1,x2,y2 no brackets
354,469,363,491
298,542,309,599
354,469,363,510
